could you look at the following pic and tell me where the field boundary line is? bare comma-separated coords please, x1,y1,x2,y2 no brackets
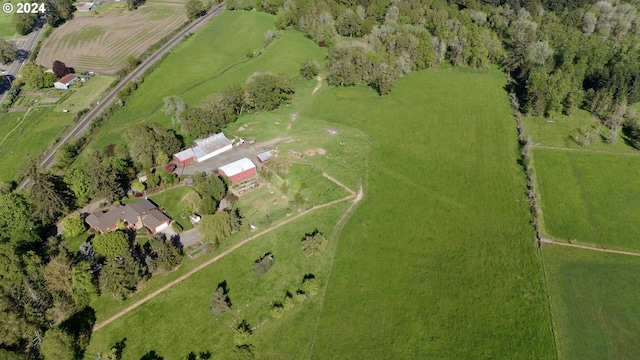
307,184,364,359
540,238,640,257
533,145,640,157
92,193,355,332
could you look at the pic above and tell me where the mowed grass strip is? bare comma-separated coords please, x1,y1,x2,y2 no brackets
534,148,640,251
543,245,640,360
306,68,555,359
0,108,73,181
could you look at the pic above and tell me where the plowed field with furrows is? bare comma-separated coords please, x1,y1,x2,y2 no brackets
36,4,186,74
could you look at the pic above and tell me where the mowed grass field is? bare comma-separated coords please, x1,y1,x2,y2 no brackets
0,1,17,37
82,10,326,153
534,148,640,251
543,245,640,359
0,107,73,181
305,69,555,358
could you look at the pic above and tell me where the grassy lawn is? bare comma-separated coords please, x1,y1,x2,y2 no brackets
534,148,640,251
304,68,555,358
543,245,640,359
55,75,117,112
0,1,17,37
149,185,195,231
523,109,638,154
0,106,73,181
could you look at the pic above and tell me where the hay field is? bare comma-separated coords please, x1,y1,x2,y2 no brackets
36,4,187,74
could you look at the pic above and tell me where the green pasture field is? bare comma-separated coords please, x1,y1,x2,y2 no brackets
149,185,195,231
85,203,350,359
543,245,640,359
523,109,638,154
81,11,553,360
82,10,326,153
533,148,640,251
304,68,555,358
0,1,17,37
0,107,73,181
55,75,116,112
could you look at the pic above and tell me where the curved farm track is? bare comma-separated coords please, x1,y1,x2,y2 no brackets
36,4,187,74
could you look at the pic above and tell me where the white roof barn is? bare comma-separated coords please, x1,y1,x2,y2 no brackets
54,74,78,90
193,133,233,162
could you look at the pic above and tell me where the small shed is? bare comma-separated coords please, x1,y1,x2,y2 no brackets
218,158,257,184
256,150,275,163
54,74,78,90
173,148,196,166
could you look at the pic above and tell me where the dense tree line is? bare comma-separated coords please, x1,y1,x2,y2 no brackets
165,72,293,138
238,0,640,145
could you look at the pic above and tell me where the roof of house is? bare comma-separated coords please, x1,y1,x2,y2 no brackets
143,209,171,229
85,200,170,232
218,158,256,177
257,150,275,162
57,74,78,85
174,148,195,161
193,133,233,159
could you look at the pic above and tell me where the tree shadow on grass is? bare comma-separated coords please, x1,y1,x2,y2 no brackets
187,351,211,360
60,306,96,360
140,350,164,360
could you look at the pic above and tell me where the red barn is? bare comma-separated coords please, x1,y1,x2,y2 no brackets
218,158,257,183
173,148,195,166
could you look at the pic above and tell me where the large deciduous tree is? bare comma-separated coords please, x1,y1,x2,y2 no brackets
92,231,129,259
185,0,206,20
199,211,232,244
62,213,86,238
40,327,75,360
52,60,71,78
124,124,181,169
0,38,17,63
64,168,91,206
244,72,294,111
12,12,37,35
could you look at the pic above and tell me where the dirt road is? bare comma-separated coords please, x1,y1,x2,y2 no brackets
540,237,640,257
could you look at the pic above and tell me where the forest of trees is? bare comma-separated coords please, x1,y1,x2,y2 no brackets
226,0,640,145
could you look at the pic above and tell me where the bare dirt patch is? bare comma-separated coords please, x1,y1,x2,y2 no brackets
305,148,326,156
36,5,187,74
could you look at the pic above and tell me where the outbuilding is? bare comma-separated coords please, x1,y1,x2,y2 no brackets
54,74,78,90
218,158,257,184
256,150,275,163
173,148,196,166
193,133,233,162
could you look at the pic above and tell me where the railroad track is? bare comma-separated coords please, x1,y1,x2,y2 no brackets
19,3,227,188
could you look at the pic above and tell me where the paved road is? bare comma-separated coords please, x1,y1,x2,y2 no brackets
19,3,227,188
0,17,45,101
